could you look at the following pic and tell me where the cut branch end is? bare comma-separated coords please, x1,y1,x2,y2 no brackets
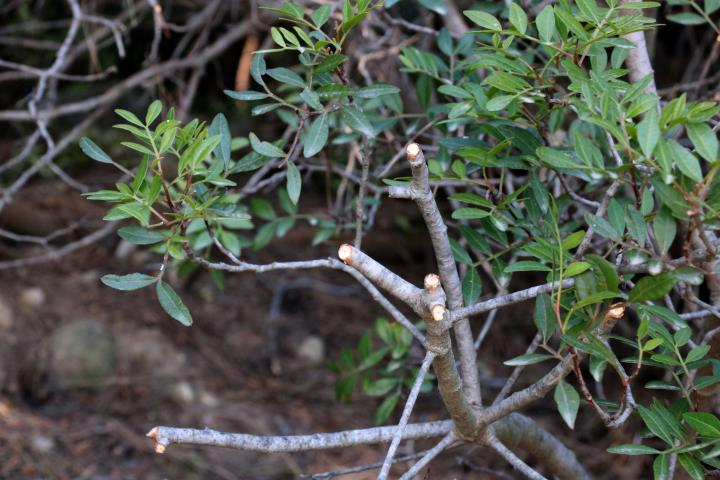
424,273,441,292
146,427,167,454
338,244,353,264
406,143,421,161
431,304,446,321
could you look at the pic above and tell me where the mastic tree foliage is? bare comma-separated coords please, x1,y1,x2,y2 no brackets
81,0,720,478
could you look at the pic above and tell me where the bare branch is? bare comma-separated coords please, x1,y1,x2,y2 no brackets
391,143,482,406
146,420,452,454
378,351,436,479
338,244,425,315
449,279,575,322
398,433,457,480
619,0,657,94
0,222,117,270
487,432,548,480
493,413,590,480
188,253,427,344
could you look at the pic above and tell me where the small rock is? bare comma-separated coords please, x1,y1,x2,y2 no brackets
199,389,219,408
296,335,325,366
19,287,45,311
44,320,114,389
30,434,55,453
115,328,186,379
0,297,13,331
169,381,195,405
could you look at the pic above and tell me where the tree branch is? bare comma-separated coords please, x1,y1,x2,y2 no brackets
378,351,436,479
146,420,452,454
449,279,575,322
390,143,482,406
619,0,657,95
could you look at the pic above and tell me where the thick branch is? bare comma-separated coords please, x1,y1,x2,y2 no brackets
338,244,425,315
494,413,591,480
392,143,482,406
619,0,657,95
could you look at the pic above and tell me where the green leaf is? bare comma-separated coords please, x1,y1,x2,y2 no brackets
667,139,703,183
509,3,528,34
315,54,347,74
607,444,661,455
303,113,329,158
626,207,647,247
224,89,269,101
121,141,153,155
503,353,554,366
485,95,515,112
209,113,231,168
311,4,332,27
354,84,400,98
115,108,143,126
300,88,323,110
534,293,556,341
251,53,266,86
462,267,482,306
374,392,400,424
678,453,704,480
450,238,472,264
266,67,305,88
628,272,676,303
101,273,157,291
637,404,676,445
586,214,620,241
145,100,162,125
667,12,706,25
687,122,718,162
636,106,659,158
249,132,285,158
286,161,302,205
358,347,388,370
554,380,580,429
536,5,556,43
449,193,494,208
117,226,166,245
653,454,670,480
537,147,578,169
565,261,590,277
485,71,531,93
418,0,447,14
687,344,711,363
270,26,286,47
463,10,501,31
251,197,276,220
504,261,551,273
156,281,193,326
79,137,112,164
104,202,151,226
683,412,720,437
365,378,398,397
653,208,676,254
452,208,491,220
341,106,374,137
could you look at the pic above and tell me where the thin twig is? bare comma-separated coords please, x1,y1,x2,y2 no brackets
378,351,436,479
